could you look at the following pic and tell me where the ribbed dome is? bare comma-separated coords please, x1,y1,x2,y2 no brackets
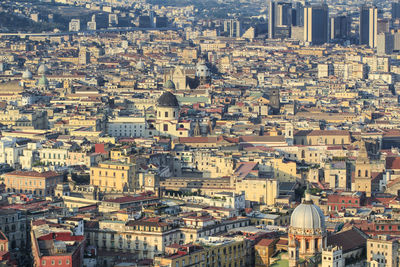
157,91,179,107
22,69,33,79
164,80,175,90
38,64,49,75
290,201,325,231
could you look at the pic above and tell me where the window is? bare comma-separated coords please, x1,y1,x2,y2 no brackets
42,260,46,265
66,260,70,264
51,260,55,265
58,260,62,265
163,124,168,131
165,111,169,117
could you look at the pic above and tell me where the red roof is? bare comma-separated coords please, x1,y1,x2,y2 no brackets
256,238,277,247
4,170,60,178
386,157,400,169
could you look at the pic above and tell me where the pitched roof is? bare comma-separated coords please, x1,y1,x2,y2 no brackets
386,157,400,169
256,238,277,247
4,170,60,178
327,226,367,253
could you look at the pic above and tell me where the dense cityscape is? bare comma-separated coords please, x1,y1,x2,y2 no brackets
1,0,400,266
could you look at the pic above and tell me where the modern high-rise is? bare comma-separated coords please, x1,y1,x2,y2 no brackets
304,4,329,45
392,1,400,19
330,16,350,40
224,19,242,38
359,5,378,48
275,2,292,27
377,32,394,55
268,1,276,38
269,1,292,39
293,1,307,26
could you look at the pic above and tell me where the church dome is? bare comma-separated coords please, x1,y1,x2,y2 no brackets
290,198,325,231
22,69,33,79
164,80,175,90
38,64,49,75
157,91,179,108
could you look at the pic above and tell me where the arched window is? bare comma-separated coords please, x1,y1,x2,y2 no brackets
358,170,361,177
333,139,336,145
301,150,305,159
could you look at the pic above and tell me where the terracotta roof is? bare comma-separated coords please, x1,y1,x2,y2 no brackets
256,238,277,247
386,157,400,169
4,170,60,178
327,226,367,253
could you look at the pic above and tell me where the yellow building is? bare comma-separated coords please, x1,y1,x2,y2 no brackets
271,158,298,181
255,238,278,267
192,151,234,178
353,141,372,197
367,235,398,267
154,236,247,267
250,213,290,226
0,109,48,130
90,161,136,192
4,170,63,196
86,217,181,260
294,130,351,146
236,178,278,206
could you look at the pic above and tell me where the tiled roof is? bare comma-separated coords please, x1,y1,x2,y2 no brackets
327,226,367,253
4,170,60,178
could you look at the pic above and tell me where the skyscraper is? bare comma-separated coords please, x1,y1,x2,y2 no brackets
304,4,329,45
275,2,292,27
268,1,276,39
392,1,400,20
293,1,306,27
269,1,292,39
359,5,378,48
330,16,350,40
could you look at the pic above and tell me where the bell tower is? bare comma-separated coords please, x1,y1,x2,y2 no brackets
288,240,298,267
354,140,372,197
269,88,280,115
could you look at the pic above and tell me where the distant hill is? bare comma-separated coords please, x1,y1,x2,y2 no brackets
0,11,65,33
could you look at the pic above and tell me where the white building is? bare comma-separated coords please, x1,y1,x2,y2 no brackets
0,137,27,168
107,117,147,138
322,246,344,267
